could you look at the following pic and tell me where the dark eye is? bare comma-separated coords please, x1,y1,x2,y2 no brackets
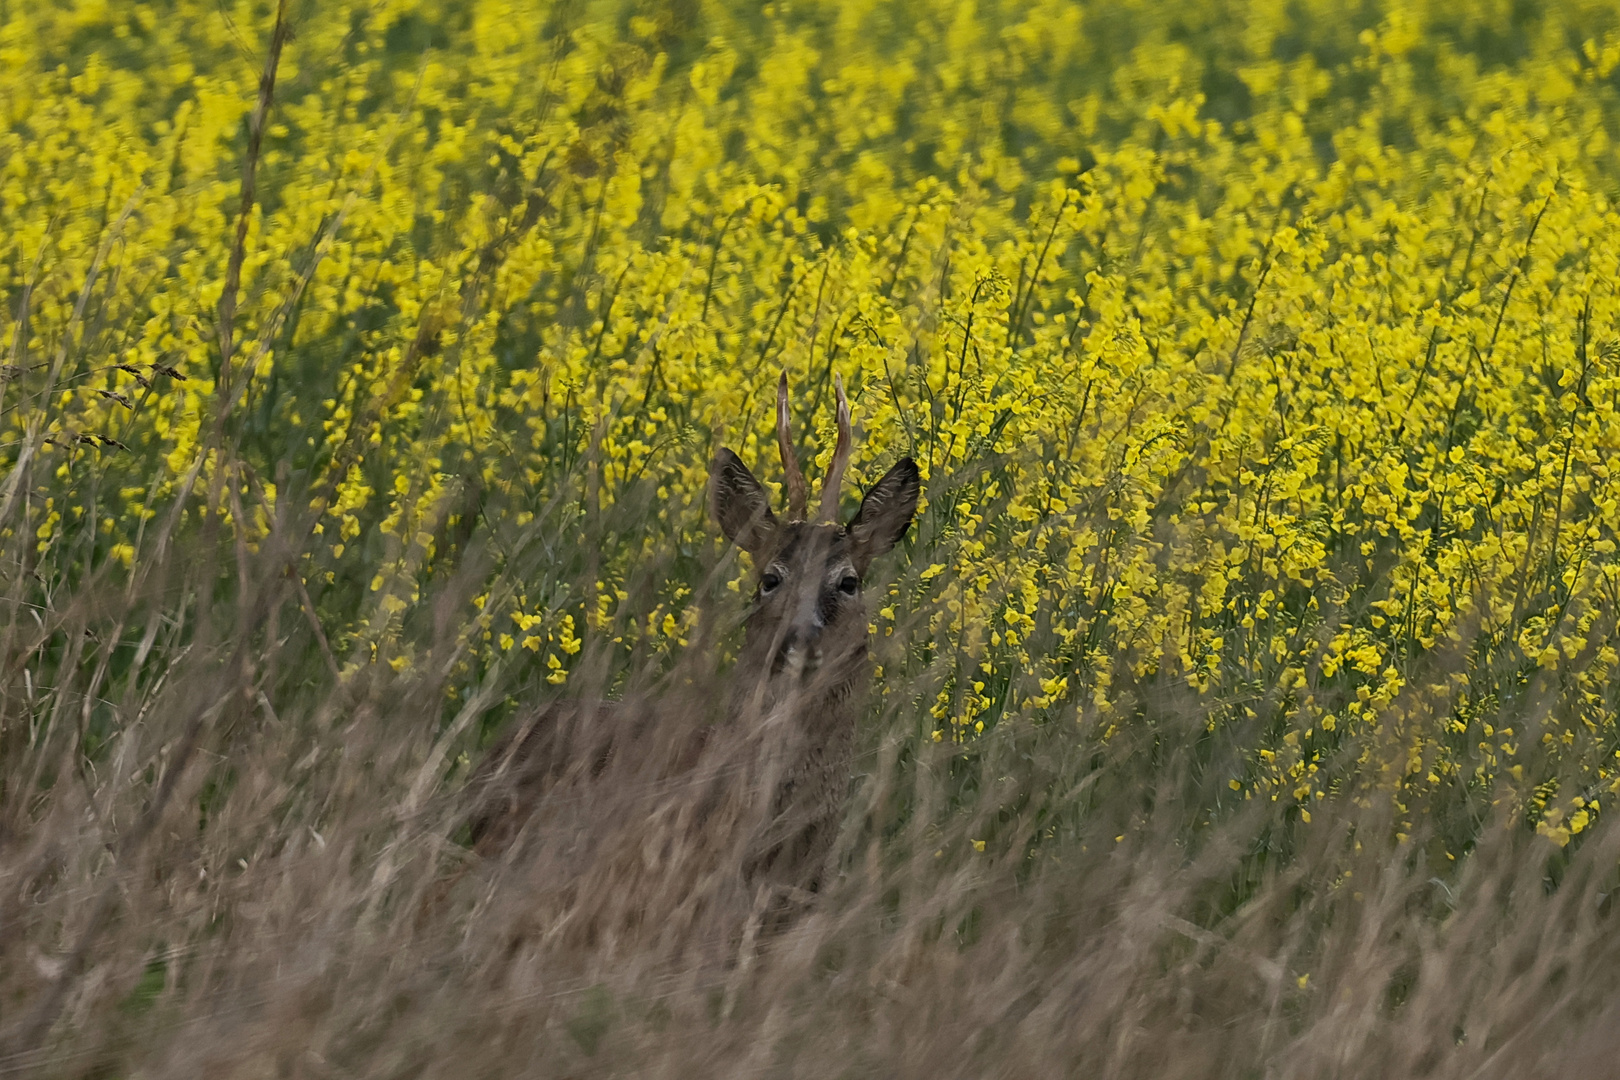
838,575,859,595
761,571,782,594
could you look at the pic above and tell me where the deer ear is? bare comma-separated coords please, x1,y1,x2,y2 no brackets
710,448,778,554
847,458,920,573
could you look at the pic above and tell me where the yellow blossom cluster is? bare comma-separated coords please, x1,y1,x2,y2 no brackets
6,0,1620,848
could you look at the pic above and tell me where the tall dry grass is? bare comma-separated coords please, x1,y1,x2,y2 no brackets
3,451,1618,1080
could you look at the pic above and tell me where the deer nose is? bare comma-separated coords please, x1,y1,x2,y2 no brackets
777,626,825,674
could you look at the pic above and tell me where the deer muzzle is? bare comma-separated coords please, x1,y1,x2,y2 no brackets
777,629,825,675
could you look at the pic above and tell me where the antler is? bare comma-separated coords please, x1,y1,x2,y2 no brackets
776,372,810,520
817,373,852,523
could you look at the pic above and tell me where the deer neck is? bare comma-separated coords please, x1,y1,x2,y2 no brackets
724,649,870,736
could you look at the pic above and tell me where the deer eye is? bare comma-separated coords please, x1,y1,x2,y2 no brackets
760,571,782,594
838,574,859,595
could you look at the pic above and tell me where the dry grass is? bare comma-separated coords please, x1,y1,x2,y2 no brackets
3,467,1618,1080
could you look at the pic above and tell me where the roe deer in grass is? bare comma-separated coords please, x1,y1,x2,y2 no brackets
463,372,919,943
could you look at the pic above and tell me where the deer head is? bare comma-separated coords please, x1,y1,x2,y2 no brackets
710,373,920,708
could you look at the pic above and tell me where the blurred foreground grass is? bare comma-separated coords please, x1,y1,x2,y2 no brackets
6,0,1620,1075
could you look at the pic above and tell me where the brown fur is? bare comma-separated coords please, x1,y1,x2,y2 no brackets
461,403,919,950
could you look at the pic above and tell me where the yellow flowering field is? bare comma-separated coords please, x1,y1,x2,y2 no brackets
12,0,1620,837
9,0,1620,1072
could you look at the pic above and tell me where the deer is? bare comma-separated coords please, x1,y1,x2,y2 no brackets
459,372,920,964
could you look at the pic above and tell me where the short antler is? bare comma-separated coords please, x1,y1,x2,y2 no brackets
776,372,809,520
817,373,852,523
